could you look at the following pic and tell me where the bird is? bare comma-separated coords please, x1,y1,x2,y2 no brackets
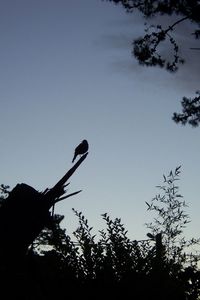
72,140,89,163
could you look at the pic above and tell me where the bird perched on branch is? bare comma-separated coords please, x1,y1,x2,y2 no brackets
72,139,89,163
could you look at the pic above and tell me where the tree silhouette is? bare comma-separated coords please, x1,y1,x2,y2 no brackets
34,167,200,299
1,165,200,299
0,152,88,263
103,0,200,126
0,151,89,299
173,91,200,127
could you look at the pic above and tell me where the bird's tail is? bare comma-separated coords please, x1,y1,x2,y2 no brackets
72,155,76,163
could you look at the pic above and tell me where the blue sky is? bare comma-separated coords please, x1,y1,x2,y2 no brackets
1,0,200,241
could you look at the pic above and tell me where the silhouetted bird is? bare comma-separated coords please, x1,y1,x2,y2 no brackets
72,140,89,163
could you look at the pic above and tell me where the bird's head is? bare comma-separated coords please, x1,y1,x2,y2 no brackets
82,139,88,144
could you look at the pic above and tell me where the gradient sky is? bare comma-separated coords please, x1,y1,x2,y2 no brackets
1,0,200,242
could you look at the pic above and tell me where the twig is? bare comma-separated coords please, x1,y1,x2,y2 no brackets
54,190,82,203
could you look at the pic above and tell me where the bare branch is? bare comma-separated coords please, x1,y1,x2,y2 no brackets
54,190,82,203
44,152,88,207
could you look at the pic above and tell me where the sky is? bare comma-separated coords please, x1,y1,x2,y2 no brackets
0,0,200,243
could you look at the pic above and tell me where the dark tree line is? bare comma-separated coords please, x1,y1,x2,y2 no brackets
103,0,200,126
0,167,200,299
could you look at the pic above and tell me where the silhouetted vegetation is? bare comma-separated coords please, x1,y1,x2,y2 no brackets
173,91,200,127
103,0,200,126
0,167,200,299
0,154,87,262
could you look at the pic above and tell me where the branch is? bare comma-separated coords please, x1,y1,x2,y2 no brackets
54,190,82,203
44,152,88,207
166,16,189,33
133,16,188,72
53,152,88,191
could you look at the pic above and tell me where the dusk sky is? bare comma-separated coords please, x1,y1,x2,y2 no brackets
1,0,200,242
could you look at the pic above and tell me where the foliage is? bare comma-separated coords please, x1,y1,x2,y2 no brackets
33,167,200,299
173,91,200,127
133,21,185,72
0,184,10,205
145,166,200,267
1,167,200,299
0,185,10,215
104,1,200,126
105,0,200,71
